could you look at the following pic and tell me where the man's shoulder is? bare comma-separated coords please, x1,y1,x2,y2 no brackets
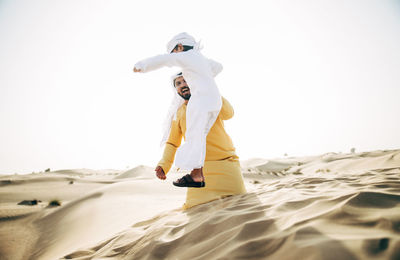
175,104,186,120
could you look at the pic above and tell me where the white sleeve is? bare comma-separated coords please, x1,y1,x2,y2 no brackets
134,53,188,73
208,59,223,77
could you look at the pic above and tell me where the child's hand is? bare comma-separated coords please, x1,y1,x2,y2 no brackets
155,166,166,180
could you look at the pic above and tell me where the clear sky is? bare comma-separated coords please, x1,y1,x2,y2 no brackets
1,0,399,174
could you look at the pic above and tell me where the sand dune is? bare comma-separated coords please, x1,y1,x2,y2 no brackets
0,170,186,259
1,149,400,259
114,165,155,180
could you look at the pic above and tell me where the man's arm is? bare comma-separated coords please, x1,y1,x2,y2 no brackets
219,97,234,120
157,117,183,175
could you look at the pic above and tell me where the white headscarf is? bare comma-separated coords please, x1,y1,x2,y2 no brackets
160,72,185,146
166,32,201,53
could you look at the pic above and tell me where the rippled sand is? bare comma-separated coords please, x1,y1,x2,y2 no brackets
1,150,399,259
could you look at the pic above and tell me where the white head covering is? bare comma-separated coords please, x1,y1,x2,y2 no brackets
160,72,186,146
166,32,200,53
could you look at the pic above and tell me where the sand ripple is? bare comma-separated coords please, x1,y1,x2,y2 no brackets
64,165,400,259
2,150,399,259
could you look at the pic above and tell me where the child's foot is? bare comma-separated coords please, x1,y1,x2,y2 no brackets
173,173,205,188
190,167,204,182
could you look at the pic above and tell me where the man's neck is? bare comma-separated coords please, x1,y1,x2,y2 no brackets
184,100,189,105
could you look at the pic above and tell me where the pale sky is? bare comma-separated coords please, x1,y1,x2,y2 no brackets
1,0,399,174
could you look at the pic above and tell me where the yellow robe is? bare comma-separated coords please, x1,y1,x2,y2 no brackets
158,97,247,209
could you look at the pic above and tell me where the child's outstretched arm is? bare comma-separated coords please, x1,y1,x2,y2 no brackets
133,52,190,73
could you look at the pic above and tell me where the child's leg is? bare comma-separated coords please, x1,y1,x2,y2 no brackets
175,107,219,171
189,110,219,180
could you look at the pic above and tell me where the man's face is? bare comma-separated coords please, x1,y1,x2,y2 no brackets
174,76,191,100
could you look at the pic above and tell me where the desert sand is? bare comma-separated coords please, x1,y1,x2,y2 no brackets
1,149,400,259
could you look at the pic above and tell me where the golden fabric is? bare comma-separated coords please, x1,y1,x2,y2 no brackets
158,97,247,209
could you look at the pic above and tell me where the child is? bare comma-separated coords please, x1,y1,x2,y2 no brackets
133,32,223,187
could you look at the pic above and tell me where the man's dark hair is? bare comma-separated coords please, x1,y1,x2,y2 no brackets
173,72,183,87
170,45,194,53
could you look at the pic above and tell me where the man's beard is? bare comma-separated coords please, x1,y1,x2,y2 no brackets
178,87,191,100
178,92,191,100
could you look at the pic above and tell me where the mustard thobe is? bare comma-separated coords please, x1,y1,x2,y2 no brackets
158,97,247,209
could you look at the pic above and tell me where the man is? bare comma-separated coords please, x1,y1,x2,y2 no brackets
155,73,247,209
134,32,223,187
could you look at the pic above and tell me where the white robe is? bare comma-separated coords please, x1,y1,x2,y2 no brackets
135,50,223,170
